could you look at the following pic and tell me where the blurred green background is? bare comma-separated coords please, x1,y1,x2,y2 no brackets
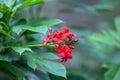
14,0,120,80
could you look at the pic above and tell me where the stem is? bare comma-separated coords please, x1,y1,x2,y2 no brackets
22,44,43,48
3,36,6,46
12,0,17,9
3,43,55,49
2,36,5,54
0,21,10,31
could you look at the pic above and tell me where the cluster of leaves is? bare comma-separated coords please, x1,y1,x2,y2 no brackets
58,0,114,14
53,0,120,80
67,17,120,80
91,16,120,80
0,0,67,80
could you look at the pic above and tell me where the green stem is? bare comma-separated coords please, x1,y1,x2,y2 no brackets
11,0,17,10
3,36,6,46
2,44,56,50
22,44,43,47
0,21,10,31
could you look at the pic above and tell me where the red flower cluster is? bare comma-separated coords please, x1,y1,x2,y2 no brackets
43,27,77,62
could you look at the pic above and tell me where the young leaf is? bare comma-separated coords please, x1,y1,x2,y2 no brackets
13,0,44,13
91,30,120,48
105,65,120,80
12,47,32,55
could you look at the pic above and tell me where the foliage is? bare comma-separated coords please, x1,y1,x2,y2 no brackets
91,16,120,80
0,0,66,80
55,0,120,80
0,0,120,80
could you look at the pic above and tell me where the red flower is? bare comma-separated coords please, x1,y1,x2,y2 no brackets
43,34,51,45
52,32,66,44
55,45,73,62
43,28,52,45
43,27,77,62
52,27,68,44
52,27,76,44
59,27,69,34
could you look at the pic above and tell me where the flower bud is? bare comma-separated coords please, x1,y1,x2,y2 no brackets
73,39,78,42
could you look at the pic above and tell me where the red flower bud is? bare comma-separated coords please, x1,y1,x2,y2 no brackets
43,28,52,45
69,45,75,49
73,39,78,42
49,27,52,33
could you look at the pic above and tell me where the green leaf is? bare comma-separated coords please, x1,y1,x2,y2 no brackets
12,47,32,55
12,25,22,35
59,0,96,13
91,30,120,48
91,32,108,43
26,69,51,80
0,4,10,13
25,53,66,78
13,0,44,13
0,55,9,61
94,4,114,12
38,60,66,78
14,18,27,25
29,19,63,28
23,25,48,34
105,65,120,80
114,16,120,34
26,54,37,70
39,52,59,60
12,25,48,35
18,0,44,10
5,62,24,77
40,19,64,27
12,19,63,35
3,0,16,8
0,29,13,38
102,30,119,46
108,29,120,42
0,21,10,31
